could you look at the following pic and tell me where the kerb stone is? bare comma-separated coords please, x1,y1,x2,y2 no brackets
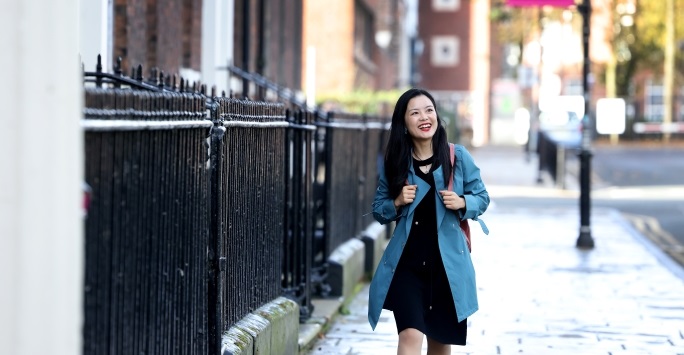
327,238,365,300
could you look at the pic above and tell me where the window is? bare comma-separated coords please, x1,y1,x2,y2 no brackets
354,1,374,61
679,87,684,121
644,80,664,122
430,36,459,67
432,0,460,11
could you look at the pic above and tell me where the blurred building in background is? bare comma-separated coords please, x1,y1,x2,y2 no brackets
80,0,205,84
303,0,405,93
490,0,684,144
414,0,491,146
77,0,490,143
78,0,684,146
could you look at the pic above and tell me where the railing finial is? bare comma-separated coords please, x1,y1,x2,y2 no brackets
114,57,122,76
96,54,102,73
136,65,143,82
158,71,165,89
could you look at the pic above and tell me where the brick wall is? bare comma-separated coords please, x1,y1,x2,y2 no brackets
304,0,355,93
113,0,202,78
367,0,402,90
417,0,471,91
267,0,302,89
233,0,302,92
183,0,203,70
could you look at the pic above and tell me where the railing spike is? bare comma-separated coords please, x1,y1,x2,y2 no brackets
114,57,122,76
96,54,102,73
158,71,164,89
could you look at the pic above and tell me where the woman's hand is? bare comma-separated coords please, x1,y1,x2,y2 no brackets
394,185,417,208
439,190,465,211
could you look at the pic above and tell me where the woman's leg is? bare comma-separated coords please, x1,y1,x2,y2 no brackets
397,328,423,355
426,336,451,355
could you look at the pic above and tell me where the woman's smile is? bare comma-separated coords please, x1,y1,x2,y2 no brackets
418,123,432,132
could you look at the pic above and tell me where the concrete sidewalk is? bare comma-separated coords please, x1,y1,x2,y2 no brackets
301,145,684,354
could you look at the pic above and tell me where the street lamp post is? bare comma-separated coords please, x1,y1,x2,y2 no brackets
576,0,595,249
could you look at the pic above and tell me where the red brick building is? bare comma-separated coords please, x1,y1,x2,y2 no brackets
302,0,405,99
81,0,405,104
112,0,203,78
232,0,304,93
415,0,491,145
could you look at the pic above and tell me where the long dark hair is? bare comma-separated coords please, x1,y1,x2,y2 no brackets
384,88,452,199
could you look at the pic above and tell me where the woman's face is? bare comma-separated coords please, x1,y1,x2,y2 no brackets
404,95,438,142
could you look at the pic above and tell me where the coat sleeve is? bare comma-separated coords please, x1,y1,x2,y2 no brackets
372,164,405,225
458,147,489,225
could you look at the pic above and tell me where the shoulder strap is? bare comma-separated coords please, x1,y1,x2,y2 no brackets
449,143,472,252
448,143,455,191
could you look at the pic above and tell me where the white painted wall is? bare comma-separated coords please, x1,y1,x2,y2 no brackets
79,0,112,72
469,0,490,146
0,0,84,354
202,0,234,95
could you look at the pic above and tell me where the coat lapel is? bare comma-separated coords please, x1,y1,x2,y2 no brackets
405,163,429,236
433,165,448,228
406,163,452,235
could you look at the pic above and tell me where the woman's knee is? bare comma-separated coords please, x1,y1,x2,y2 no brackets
398,328,424,345
426,337,450,355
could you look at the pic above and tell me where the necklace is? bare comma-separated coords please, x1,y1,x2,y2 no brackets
413,154,434,174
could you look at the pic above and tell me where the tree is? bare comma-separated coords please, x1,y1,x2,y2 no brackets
613,0,684,98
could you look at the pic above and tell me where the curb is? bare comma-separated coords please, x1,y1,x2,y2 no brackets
327,238,366,300
222,297,300,355
611,209,684,281
298,223,387,354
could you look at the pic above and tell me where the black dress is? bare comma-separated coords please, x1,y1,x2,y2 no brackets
382,157,467,345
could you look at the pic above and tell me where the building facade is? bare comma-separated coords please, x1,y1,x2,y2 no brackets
415,0,491,146
302,0,406,108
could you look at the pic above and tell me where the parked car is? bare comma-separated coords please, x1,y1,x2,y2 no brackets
538,110,583,148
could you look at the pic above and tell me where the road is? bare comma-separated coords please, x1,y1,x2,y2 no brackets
592,144,684,266
493,142,684,267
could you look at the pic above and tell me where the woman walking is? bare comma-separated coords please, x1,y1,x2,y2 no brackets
368,88,489,354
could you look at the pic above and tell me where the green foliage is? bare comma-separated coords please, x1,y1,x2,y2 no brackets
493,0,684,96
614,0,684,93
316,89,405,115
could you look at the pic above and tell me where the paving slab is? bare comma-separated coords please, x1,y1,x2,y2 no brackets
302,145,684,354
304,207,684,354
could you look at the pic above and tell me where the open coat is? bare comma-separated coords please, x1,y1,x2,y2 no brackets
368,144,489,330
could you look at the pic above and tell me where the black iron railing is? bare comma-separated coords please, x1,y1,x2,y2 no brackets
83,87,212,355
82,57,388,354
536,129,581,189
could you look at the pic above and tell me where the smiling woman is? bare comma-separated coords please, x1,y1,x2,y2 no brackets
368,88,490,354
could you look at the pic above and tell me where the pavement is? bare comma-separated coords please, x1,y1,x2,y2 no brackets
299,144,684,355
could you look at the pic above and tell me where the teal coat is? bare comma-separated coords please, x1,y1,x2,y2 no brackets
368,144,489,330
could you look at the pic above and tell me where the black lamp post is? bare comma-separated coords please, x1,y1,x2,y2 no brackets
576,0,595,249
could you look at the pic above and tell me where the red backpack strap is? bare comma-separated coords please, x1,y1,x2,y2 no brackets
448,143,454,190
449,143,472,252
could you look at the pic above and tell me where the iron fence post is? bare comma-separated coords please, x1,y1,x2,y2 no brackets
207,100,225,354
577,0,595,249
